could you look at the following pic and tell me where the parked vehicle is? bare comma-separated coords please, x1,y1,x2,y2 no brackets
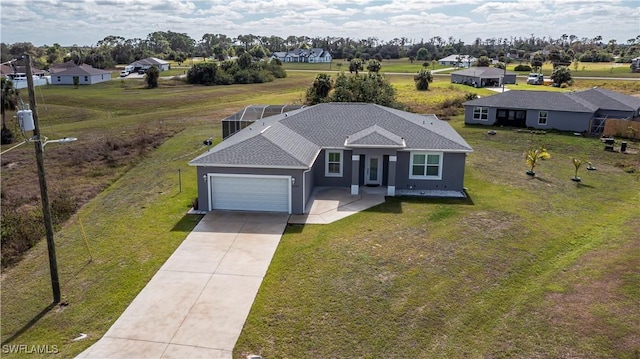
120,70,129,77
138,69,146,75
527,73,544,85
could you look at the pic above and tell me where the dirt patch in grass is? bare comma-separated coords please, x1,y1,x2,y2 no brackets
543,220,640,356
0,122,182,267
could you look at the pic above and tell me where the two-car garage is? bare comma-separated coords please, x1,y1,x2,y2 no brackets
207,174,292,213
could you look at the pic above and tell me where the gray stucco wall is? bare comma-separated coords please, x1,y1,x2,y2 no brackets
465,106,594,132
195,166,305,214
503,74,517,84
464,105,498,125
52,74,110,85
313,149,353,187
525,110,592,132
395,152,466,191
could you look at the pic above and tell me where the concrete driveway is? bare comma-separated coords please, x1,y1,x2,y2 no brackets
78,212,288,359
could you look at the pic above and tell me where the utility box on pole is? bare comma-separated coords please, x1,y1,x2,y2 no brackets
17,109,35,132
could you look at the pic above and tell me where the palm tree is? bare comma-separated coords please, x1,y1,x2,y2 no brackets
414,69,433,91
305,73,333,105
571,158,591,182
145,66,160,88
1,78,20,144
524,146,551,176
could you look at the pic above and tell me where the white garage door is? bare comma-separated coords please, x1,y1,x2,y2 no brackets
209,174,291,213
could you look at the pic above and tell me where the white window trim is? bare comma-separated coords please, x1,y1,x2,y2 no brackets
473,107,489,121
538,111,548,125
325,149,343,177
409,151,443,180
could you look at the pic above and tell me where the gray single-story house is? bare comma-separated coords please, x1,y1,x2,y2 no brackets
463,87,640,134
451,67,517,87
49,61,111,85
129,57,170,72
438,55,477,68
189,103,473,214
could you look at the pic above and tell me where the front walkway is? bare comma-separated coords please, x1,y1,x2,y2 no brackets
78,212,288,359
289,186,387,224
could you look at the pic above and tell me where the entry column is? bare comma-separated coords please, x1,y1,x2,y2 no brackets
387,155,396,196
351,154,360,195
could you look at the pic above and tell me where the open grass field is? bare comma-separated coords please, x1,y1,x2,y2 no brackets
1,71,639,358
281,58,449,74
278,58,640,78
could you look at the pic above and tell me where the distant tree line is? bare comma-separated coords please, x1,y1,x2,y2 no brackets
1,32,639,71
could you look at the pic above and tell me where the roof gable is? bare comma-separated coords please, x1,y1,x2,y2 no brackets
345,125,405,147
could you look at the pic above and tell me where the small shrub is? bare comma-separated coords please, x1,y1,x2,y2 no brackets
514,64,532,72
465,93,479,101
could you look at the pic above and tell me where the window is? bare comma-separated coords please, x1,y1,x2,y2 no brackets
410,152,442,180
325,150,343,177
84,76,88,82
538,111,548,125
473,107,488,121
57,76,60,82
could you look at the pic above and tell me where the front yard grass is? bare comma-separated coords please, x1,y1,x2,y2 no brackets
234,120,640,358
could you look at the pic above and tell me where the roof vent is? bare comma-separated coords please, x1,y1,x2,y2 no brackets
284,113,288,117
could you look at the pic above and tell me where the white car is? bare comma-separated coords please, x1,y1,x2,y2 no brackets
120,70,129,77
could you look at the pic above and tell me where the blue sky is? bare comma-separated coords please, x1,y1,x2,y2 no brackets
1,0,638,46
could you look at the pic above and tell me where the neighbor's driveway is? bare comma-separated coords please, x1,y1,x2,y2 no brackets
78,211,288,359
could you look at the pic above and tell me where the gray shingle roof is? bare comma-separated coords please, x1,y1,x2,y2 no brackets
573,87,640,112
190,103,472,168
131,57,169,66
50,63,111,76
463,90,599,112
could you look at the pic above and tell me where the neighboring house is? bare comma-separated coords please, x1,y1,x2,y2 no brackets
451,67,517,87
49,61,111,85
129,57,170,72
438,55,477,68
0,64,48,88
0,64,46,79
270,48,332,63
189,103,473,214
463,87,640,134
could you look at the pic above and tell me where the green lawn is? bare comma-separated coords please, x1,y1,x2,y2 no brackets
234,121,640,358
508,61,640,78
1,72,639,358
278,59,449,74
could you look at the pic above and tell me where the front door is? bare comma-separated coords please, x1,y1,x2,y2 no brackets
365,156,381,186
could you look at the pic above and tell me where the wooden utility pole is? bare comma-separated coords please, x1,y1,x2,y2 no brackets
25,54,61,304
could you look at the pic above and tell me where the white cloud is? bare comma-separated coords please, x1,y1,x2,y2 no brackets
0,0,637,46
